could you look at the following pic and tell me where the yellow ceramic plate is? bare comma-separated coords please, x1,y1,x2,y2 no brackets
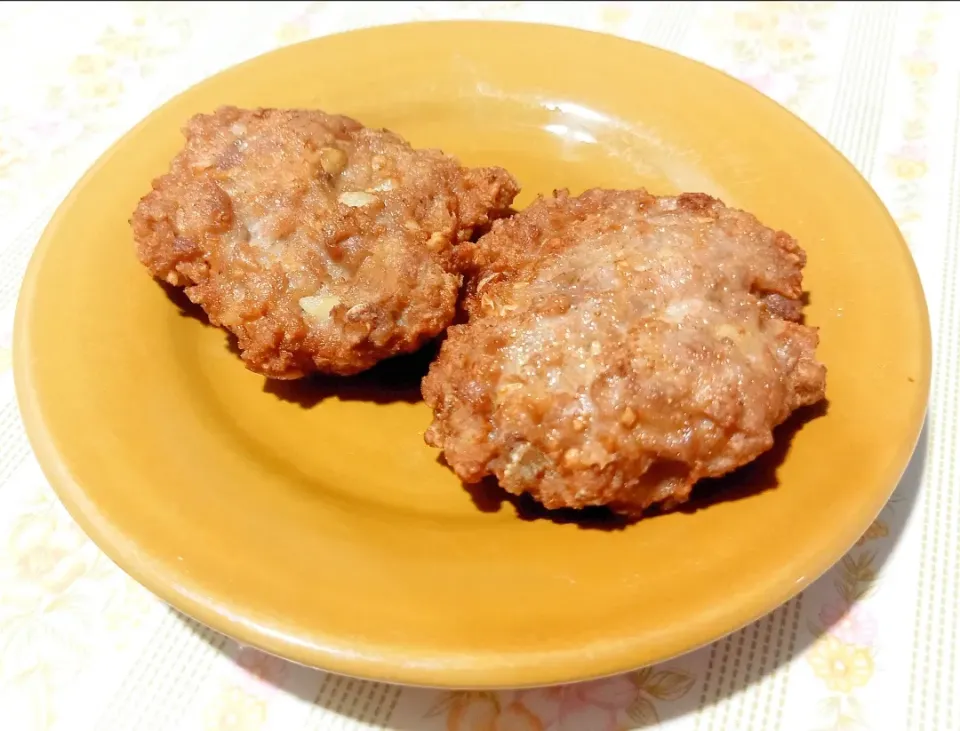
15,22,929,688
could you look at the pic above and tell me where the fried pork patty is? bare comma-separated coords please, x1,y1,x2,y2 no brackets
422,189,827,514
132,106,519,378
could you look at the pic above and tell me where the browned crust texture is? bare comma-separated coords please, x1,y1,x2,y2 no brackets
422,188,826,514
131,106,519,378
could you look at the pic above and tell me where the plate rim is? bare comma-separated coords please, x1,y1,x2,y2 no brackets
13,20,932,688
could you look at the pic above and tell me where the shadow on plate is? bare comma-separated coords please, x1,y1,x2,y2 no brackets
461,399,829,531
674,398,829,514
160,280,434,406
171,419,927,730
464,477,640,531
161,282,245,357
161,282,924,726
263,343,435,407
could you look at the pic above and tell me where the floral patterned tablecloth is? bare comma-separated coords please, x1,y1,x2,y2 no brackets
1,2,958,730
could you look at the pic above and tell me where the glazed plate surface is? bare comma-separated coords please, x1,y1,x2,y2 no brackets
14,22,930,688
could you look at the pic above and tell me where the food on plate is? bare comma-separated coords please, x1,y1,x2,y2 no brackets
422,188,827,515
131,106,519,378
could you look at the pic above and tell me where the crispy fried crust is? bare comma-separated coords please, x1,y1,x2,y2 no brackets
131,107,519,378
422,189,827,514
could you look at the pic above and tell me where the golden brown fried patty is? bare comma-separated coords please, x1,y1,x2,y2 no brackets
422,189,826,514
131,107,519,378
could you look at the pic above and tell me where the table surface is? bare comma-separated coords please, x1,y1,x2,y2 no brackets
1,2,958,730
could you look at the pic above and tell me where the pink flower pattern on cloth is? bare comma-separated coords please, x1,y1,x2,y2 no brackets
819,602,879,647
519,676,638,731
